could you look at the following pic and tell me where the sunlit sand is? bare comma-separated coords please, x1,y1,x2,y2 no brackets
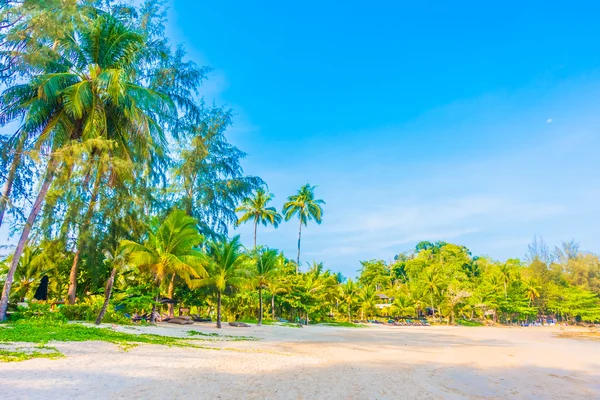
1,324,599,399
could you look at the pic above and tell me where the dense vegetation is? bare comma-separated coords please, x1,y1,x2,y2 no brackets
1,1,599,328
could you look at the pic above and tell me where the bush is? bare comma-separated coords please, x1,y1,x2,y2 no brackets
58,302,130,325
9,303,67,323
456,319,483,327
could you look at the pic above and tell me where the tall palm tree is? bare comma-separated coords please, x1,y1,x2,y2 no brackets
235,188,282,248
283,184,324,271
253,249,279,325
121,210,206,323
0,13,174,320
193,235,249,328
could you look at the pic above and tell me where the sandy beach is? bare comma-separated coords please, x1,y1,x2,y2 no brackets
1,324,599,400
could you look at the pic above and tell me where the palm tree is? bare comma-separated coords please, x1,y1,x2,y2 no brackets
235,188,282,248
95,247,129,325
0,13,174,320
193,235,249,328
339,279,357,322
121,210,206,323
358,285,377,320
283,184,325,271
253,249,279,325
499,263,513,299
422,267,443,320
390,294,416,317
522,277,540,308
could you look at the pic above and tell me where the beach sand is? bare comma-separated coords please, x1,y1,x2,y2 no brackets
1,323,599,399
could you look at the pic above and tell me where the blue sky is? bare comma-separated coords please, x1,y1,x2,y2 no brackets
2,2,599,278
166,1,600,277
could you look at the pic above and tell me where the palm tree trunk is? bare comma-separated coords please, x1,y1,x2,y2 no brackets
253,219,257,249
430,293,435,321
167,272,176,317
216,291,222,329
258,287,263,326
95,266,117,325
296,219,302,272
0,159,57,321
348,305,351,322
67,168,102,304
271,294,275,320
0,133,26,228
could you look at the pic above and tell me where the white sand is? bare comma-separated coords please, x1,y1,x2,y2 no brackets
1,323,599,399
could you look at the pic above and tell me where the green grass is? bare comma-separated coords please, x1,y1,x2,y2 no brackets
0,344,63,362
187,330,258,341
279,322,303,328
319,321,368,328
456,319,484,327
0,318,259,362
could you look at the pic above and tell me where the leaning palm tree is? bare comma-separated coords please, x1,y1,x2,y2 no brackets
235,188,282,248
253,249,279,325
0,13,174,320
121,210,206,323
282,184,325,271
193,235,249,328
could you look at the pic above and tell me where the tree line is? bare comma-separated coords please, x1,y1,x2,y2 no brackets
1,1,599,326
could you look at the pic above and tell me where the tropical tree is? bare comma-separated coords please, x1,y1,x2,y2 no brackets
358,285,377,320
0,11,176,319
193,235,249,328
339,278,357,322
95,247,130,325
121,210,206,323
390,294,416,317
253,249,279,325
282,184,324,270
235,188,282,248
522,277,540,308
422,267,443,320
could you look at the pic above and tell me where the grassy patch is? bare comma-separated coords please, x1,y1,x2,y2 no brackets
319,322,367,328
0,344,63,362
187,330,258,341
279,322,303,328
456,319,484,327
0,318,259,362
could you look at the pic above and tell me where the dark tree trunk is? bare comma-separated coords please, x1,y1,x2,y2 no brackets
271,294,275,320
258,287,263,326
0,133,26,228
95,267,117,325
0,159,57,321
216,291,222,328
167,272,176,317
67,168,102,304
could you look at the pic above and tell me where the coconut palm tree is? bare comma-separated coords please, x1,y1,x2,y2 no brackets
121,210,206,323
339,278,357,322
390,294,416,317
282,184,324,271
193,235,249,328
358,285,377,320
253,249,279,325
522,277,540,308
235,188,282,249
422,267,443,320
0,13,174,320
